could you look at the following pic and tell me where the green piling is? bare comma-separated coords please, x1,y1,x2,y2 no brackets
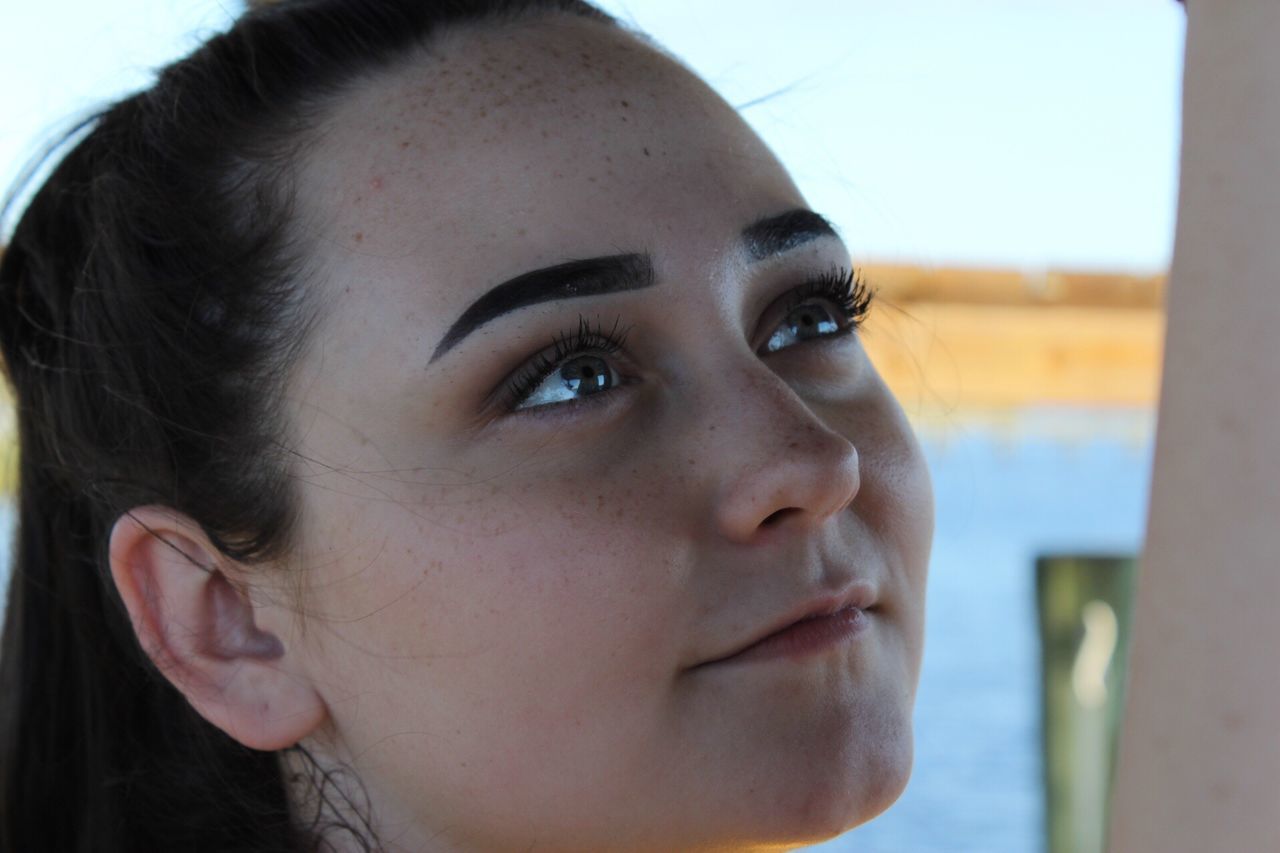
1036,555,1136,853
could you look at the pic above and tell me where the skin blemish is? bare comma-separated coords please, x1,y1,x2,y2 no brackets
370,176,384,191
643,147,651,156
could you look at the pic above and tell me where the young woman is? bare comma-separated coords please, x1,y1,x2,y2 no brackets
0,1,933,850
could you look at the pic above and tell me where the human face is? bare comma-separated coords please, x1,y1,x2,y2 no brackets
280,13,934,853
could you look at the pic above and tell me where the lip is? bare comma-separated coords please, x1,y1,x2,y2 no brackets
693,581,878,669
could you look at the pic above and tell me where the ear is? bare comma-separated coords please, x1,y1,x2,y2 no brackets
108,504,327,751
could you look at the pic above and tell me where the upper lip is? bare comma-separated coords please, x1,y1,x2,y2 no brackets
693,581,878,668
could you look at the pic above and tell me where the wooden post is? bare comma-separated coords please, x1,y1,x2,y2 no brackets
1036,555,1137,853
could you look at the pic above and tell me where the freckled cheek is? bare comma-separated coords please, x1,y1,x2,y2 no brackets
311,457,683,663
457,495,678,661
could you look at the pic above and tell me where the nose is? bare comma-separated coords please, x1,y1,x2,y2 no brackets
706,362,861,543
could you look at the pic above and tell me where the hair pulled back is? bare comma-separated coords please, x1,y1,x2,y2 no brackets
0,1,614,850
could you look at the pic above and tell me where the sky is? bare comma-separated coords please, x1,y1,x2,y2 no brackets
1,0,1186,273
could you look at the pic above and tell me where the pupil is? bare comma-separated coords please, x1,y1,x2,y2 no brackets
792,306,828,339
560,356,610,394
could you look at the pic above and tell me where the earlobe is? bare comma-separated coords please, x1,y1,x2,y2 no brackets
108,505,327,751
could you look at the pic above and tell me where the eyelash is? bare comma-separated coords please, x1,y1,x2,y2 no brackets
501,266,876,414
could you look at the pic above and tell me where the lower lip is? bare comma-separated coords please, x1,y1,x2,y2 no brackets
717,607,872,666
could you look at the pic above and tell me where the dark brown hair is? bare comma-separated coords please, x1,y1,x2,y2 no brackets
0,1,614,850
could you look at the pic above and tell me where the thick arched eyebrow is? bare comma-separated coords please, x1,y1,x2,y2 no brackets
428,207,838,365
741,208,838,261
428,254,654,364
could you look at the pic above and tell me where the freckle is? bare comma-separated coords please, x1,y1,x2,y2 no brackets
353,231,364,243
399,140,411,149
643,147,651,156
517,227,527,236
620,99,630,108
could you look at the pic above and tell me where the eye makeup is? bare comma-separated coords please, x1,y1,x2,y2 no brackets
493,265,877,418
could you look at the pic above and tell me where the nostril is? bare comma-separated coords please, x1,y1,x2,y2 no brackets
761,507,797,527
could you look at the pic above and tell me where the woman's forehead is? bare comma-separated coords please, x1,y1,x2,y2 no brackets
294,14,801,288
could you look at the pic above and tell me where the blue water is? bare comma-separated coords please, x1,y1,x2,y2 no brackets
0,410,1155,852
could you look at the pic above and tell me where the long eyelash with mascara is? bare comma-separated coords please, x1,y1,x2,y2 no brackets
778,266,876,330
502,314,634,408
501,266,876,411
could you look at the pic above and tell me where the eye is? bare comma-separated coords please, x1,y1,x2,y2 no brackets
513,352,622,411
758,266,875,356
762,302,847,354
502,315,634,414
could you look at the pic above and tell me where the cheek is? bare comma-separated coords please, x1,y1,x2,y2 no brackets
299,465,684,770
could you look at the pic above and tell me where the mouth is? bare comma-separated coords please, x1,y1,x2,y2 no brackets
692,582,879,669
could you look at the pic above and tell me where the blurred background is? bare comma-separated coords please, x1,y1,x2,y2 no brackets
0,1,1184,851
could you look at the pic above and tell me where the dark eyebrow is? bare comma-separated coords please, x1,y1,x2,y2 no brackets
428,253,654,364
428,208,837,365
741,208,839,261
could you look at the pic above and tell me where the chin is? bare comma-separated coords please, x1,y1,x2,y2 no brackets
717,722,916,852
802,730,914,843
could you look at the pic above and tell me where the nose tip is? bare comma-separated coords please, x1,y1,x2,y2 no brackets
714,427,861,541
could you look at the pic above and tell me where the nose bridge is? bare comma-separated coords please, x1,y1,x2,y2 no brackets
692,348,862,541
